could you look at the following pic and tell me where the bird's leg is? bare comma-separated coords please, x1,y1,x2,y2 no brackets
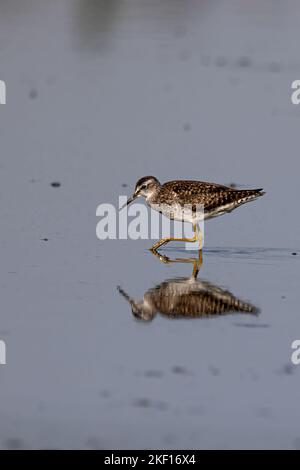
192,249,203,279
150,224,198,251
149,248,171,264
196,225,203,251
150,243,203,279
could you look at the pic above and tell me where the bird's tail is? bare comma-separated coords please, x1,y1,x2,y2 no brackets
235,188,265,206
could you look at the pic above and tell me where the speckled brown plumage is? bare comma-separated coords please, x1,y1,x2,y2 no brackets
147,278,258,319
118,278,259,322
149,180,265,218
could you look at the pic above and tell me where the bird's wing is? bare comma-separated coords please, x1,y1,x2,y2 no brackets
161,180,233,206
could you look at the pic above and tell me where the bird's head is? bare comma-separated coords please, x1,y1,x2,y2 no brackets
117,286,156,322
121,176,160,209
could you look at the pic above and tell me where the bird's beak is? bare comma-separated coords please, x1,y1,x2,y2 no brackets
117,286,138,309
119,193,137,211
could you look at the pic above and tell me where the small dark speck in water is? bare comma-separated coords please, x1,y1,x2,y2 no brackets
183,122,191,132
121,183,128,188
133,398,151,408
237,56,252,68
229,182,238,188
51,182,61,188
4,438,23,450
41,238,49,242
171,365,188,375
279,364,294,376
281,295,286,299
292,252,297,256
29,88,38,99
132,398,168,411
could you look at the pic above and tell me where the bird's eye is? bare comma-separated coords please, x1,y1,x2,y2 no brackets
141,184,146,190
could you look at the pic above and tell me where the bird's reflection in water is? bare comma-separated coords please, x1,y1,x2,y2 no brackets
118,250,259,322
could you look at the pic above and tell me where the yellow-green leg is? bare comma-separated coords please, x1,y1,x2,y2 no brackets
150,224,203,251
192,249,203,279
196,225,203,251
150,242,203,279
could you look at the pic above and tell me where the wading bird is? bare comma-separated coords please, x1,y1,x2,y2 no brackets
121,176,265,251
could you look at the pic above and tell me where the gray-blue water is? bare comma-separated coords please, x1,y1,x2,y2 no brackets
0,0,300,449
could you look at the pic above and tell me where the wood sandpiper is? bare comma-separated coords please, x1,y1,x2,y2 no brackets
122,176,265,251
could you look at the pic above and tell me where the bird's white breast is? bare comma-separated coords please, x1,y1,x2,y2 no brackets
149,202,205,223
